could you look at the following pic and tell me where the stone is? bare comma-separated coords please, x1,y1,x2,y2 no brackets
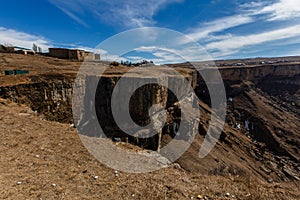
18,113,31,117
260,165,272,174
283,167,300,181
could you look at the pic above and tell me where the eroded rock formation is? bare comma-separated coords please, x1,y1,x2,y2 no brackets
0,60,299,181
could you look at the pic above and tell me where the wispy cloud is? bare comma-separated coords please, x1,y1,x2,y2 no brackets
182,0,300,59
134,45,212,64
134,46,184,64
57,6,89,27
49,0,183,28
185,15,254,42
246,0,300,21
0,27,52,51
206,24,300,55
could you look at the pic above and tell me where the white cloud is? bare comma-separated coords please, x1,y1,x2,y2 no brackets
49,0,183,28
204,34,234,42
58,6,89,27
206,24,300,55
134,45,212,64
0,27,52,52
125,56,145,61
47,0,300,60
187,15,254,41
253,0,300,21
0,27,121,60
239,1,268,9
134,46,183,63
181,0,300,58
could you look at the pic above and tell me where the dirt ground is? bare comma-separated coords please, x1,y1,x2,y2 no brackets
0,98,299,199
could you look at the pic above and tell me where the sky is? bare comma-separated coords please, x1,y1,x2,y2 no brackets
0,0,300,63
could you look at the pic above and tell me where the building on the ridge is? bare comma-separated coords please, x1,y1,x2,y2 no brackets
94,53,101,60
48,48,69,59
0,44,15,53
49,48,96,61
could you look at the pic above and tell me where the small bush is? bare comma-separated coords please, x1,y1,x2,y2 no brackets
110,61,119,66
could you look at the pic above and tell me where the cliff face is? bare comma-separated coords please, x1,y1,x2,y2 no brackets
0,62,299,181
218,64,300,83
218,64,300,99
1,63,297,125
75,67,198,150
195,63,300,113
0,77,73,123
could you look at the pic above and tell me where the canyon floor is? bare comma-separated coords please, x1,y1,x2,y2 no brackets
0,53,299,199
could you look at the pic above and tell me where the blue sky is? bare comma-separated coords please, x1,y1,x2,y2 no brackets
0,0,300,62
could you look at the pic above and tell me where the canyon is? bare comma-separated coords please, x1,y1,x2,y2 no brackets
0,53,299,199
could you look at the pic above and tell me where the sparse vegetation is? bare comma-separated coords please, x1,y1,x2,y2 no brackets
121,59,154,66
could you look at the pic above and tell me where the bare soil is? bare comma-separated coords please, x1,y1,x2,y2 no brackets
0,99,299,199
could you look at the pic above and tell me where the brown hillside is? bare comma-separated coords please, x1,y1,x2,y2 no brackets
0,53,299,199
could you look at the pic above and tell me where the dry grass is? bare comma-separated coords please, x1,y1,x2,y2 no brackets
0,99,299,199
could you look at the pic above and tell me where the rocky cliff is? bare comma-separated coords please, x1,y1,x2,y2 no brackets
74,66,197,151
0,57,299,182
0,75,73,123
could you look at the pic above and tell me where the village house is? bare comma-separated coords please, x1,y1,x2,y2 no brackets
49,48,95,61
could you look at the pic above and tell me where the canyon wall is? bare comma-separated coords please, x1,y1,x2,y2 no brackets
0,78,73,123
0,63,298,129
0,63,299,181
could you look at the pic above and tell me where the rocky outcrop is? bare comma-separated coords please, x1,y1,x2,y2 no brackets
0,77,73,123
75,67,198,151
218,64,300,83
0,60,299,182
